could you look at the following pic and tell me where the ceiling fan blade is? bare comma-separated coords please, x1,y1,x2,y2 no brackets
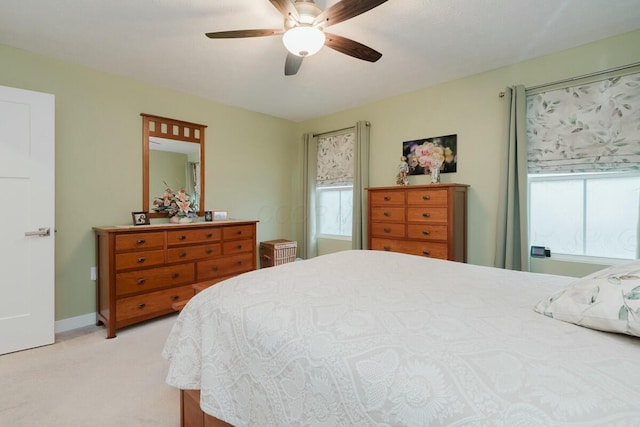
285,53,304,76
206,29,283,39
269,0,300,22
314,0,389,28
324,33,382,62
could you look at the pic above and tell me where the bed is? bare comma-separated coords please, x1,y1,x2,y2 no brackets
163,250,640,426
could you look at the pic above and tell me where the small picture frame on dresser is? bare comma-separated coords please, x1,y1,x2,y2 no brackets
204,211,213,222
212,210,228,221
131,211,150,226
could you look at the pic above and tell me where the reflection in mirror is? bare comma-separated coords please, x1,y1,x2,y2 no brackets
148,137,200,212
142,114,206,218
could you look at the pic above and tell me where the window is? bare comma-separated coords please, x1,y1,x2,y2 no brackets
316,185,353,237
525,71,640,261
315,131,355,239
529,172,640,260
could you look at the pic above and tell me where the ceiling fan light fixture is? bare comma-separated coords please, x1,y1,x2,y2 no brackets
282,26,325,57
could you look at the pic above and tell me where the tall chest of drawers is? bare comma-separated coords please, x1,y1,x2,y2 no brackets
367,184,468,262
93,220,258,338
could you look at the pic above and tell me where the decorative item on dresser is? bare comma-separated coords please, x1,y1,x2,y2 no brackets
367,183,468,262
93,220,258,338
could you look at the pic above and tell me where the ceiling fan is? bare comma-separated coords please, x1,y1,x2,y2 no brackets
205,0,389,76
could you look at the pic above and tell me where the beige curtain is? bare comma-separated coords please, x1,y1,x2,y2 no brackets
494,85,530,271
352,121,370,249
300,132,318,260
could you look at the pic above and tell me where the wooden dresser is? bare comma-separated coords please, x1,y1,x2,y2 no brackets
93,220,258,338
367,184,468,262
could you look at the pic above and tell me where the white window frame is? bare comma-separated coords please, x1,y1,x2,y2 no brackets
528,170,640,262
316,184,353,239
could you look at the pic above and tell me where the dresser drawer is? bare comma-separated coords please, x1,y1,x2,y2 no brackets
370,207,405,222
407,189,448,206
369,190,405,206
115,249,165,271
371,238,448,259
167,228,222,246
222,225,255,240
115,232,164,252
167,243,222,263
407,224,448,241
407,207,448,223
116,284,194,325
371,222,406,238
115,263,195,296
197,252,254,280
223,238,253,255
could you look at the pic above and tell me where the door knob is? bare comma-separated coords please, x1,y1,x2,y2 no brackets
24,227,51,237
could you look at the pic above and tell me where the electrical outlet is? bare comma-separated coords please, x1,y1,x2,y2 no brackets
90,266,97,281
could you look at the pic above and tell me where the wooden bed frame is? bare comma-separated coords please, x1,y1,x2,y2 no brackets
181,389,232,427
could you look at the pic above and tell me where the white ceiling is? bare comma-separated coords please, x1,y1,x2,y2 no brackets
1,0,640,122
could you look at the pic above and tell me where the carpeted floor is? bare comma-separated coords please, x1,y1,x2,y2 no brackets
0,314,180,427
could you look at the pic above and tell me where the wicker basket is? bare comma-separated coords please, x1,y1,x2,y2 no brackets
259,239,297,268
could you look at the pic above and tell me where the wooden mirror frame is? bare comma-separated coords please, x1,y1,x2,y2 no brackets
142,113,207,218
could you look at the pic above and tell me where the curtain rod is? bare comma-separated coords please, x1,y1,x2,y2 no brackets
313,122,369,138
498,61,640,97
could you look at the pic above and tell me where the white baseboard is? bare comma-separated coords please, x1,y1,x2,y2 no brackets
55,312,96,333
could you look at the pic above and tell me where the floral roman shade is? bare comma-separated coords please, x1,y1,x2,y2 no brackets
316,131,355,185
526,72,640,173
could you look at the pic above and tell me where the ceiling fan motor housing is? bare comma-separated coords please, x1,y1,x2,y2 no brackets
293,0,322,25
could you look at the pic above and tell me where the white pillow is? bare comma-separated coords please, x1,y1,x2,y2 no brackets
534,259,640,337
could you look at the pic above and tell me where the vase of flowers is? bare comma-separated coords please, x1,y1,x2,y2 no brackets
153,184,197,222
408,141,446,184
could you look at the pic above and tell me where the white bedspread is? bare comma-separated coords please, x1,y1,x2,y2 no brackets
163,250,640,426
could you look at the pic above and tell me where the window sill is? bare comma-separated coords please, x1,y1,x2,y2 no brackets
546,253,633,265
317,234,352,241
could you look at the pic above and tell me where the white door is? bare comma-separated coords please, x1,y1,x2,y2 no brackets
0,85,55,355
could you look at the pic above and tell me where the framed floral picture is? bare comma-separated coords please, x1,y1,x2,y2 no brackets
131,211,150,226
402,134,457,175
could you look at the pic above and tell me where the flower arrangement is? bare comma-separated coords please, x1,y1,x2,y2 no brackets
406,140,455,183
153,184,196,219
408,142,445,172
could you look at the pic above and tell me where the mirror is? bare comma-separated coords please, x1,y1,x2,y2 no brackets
142,114,206,218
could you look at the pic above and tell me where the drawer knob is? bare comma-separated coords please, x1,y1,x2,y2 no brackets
137,257,146,263
383,246,391,251
206,233,213,238
422,213,431,218
422,250,431,256
179,252,187,258
179,235,186,241
236,244,243,249
206,248,213,254
137,278,146,285
383,212,390,217
172,273,179,279
237,261,243,266
137,239,146,244
422,195,431,200
384,196,391,201
212,266,219,272
171,295,180,301
422,230,430,235
236,230,243,235
138,303,146,309
384,227,391,233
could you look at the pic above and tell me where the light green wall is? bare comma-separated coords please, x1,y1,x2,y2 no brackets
149,150,189,202
2,30,638,321
0,44,298,321
294,30,640,270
